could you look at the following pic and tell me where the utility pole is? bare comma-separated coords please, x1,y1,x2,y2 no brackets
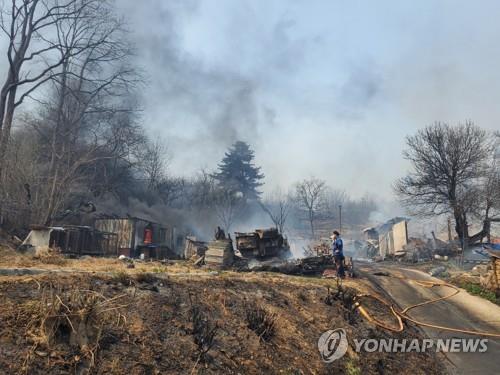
339,205,342,233
460,220,467,268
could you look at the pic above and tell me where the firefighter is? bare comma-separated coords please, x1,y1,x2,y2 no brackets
331,230,345,278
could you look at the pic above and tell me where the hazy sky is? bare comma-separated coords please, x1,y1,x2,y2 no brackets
118,0,500,199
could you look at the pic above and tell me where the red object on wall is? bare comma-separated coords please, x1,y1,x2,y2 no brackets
144,226,153,244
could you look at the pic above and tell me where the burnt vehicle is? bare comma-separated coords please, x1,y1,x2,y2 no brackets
235,228,291,259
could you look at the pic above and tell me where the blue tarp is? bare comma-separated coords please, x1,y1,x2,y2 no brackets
484,243,500,251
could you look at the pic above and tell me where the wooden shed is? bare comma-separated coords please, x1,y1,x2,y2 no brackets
94,217,176,259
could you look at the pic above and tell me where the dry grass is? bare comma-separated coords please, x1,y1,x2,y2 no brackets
111,270,134,286
33,247,68,266
245,302,278,342
0,244,199,275
21,283,127,373
134,272,157,284
0,266,446,374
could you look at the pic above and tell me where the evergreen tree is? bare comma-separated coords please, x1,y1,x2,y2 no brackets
214,141,264,199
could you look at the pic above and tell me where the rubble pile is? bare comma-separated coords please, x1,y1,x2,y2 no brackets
359,218,463,263
401,238,433,262
235,228,290,259
363,240,379,258
246,255,335,276
184,237,208,259
390,237,460,263
313,241,330,256
430,237,460,256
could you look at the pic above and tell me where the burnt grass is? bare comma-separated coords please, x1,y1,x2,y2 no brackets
0,273,445,375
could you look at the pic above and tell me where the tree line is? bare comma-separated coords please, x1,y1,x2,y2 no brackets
128,140,378,239
0,0,142,230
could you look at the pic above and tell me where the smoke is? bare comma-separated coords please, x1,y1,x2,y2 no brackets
335,63,383,120
114,0,500,204
368,198,406,226
116,0,333,186
288,238,313,259
117,0,267,175
95,195,212,242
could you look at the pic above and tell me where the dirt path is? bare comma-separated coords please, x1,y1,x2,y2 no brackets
358,261,500,375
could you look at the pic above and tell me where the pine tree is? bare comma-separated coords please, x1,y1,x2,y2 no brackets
214,141,264,199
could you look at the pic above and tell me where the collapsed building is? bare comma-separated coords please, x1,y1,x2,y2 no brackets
377,218,409,258
20,225,118,257
360,218,409,260
235,228,291,259
361,217,469,262
362,227,379,242
183,228,292,270
184,236,208,259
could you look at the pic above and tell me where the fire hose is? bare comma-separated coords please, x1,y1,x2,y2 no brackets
353,277,500,338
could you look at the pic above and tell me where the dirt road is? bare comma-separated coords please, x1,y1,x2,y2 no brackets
357,262,500,375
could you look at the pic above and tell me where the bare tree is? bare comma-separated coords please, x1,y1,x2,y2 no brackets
295,177,326,238
191,169,217,210
214,188,244,233
0,128,42,228
395,122,493,243
467,134,500,241
141,137,170,191
14,0,141,225
157,177,187,207
0,0,102,184
260,187,291,234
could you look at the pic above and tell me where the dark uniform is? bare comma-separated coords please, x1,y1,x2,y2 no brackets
332,236,345,278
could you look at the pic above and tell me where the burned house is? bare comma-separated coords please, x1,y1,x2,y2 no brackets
362,227,379,241
378,218,409,259
358,218,412,260
184,236,208,259
21,225,118,257
235,228,290,259
20,217,179,260
94,217,177,259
